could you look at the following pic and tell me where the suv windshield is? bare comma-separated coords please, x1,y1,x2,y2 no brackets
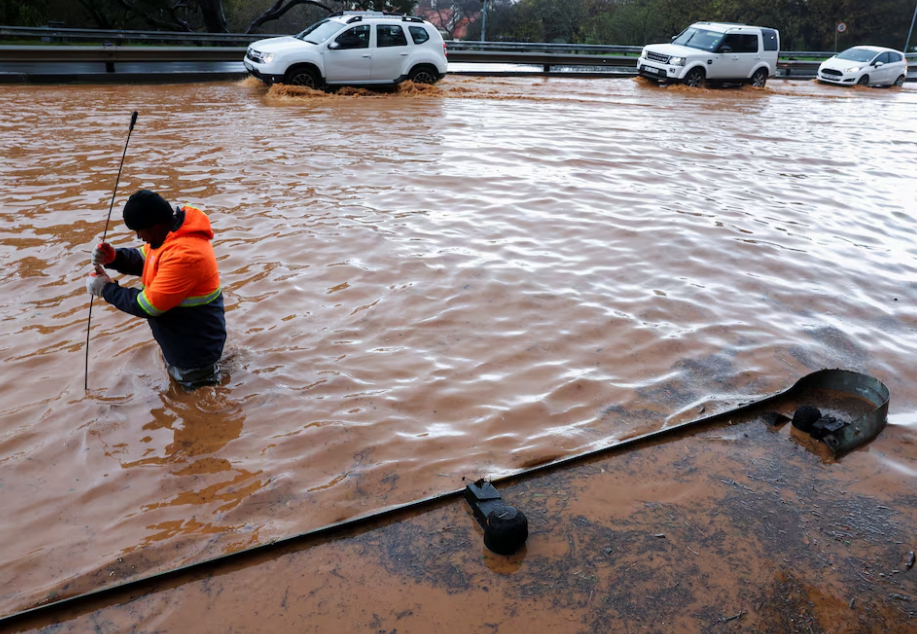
836,47,878,62
295,20,344,44
671,28,724,52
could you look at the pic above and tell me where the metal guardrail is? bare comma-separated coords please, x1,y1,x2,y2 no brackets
0,45,832,74
0,46,875,83
0,45,244,63
0,26,913,80
0,26,644,52
2,25,893,59
0,25,264,44
3,25,915,57
446,40,850,59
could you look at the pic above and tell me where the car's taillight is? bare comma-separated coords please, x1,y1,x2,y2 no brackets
443,42,448,58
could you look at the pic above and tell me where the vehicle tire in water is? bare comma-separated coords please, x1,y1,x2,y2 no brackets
408,65,439,85
894,75,905,87
750,68,768,88
857,75,870,87
285,67,321,89
684,67,705,88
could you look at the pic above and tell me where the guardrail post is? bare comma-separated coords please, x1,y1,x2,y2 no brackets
543,63,550,73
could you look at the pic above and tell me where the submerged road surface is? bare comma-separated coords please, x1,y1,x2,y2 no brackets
1,76,916,618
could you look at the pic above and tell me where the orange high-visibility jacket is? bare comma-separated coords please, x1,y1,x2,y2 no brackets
137,206,221,317
102,206,226,369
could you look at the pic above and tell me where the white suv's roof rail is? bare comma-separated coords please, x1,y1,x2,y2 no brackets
692,21,773,32
328,11,427,23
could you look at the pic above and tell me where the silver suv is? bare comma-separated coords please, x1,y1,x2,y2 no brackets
638,22,780,88
245,11,448,88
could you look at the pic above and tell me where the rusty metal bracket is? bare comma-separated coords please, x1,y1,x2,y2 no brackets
788,370,889,457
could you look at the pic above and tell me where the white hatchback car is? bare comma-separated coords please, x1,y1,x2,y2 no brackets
817,46,908,87
638,22,780,88
244,11,447,88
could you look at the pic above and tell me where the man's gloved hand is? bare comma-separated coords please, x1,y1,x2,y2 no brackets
86,265,113,297
91,243,116,266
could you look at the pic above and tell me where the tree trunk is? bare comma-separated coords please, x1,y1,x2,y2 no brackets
193,0,229,33
76,0,113,29
111,0,193,31
246,0,332,34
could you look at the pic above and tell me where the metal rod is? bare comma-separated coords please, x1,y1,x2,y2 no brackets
83,111,138,392
0,369,888,626
906,1,917,55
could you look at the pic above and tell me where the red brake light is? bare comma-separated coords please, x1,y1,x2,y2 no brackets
443,42,448,58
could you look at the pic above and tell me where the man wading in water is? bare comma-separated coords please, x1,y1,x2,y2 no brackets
85,190,226,389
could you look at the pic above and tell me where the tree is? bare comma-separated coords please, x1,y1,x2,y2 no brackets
56,0,416,33
17,0,916,49
244,0,417,32
3,0,50,27
416,0,481,39
245,0,333,33
584,0,663,45
67,0,221,32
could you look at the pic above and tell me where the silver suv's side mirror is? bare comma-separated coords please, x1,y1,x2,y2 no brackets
328,41,340,50
873,60,884,67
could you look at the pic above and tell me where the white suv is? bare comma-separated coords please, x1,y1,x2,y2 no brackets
244,11,447,88
638,22,780,88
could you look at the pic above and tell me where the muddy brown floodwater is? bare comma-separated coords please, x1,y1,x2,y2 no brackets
0,76,916,628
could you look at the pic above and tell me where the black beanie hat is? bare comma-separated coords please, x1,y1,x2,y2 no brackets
123,190,174,231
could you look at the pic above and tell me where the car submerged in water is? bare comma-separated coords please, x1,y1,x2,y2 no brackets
637,22,780,88
244,11,448,89
817,46,908,87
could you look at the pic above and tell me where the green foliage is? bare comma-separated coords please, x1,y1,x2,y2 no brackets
464,0,916,49
6,0,914,51
3,0,50,26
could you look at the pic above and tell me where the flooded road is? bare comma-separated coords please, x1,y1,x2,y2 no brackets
1,76,916,618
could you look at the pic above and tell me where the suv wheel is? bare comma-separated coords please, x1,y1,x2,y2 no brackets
285,66,321,89
408,65,439,85
857,75,870,87
683,67,705,88
750,68,768,88
894,75,905,87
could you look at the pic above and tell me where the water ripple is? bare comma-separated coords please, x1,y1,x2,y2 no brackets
1,77,916,614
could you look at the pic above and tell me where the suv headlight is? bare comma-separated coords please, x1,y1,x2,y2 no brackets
261,52,274,64
669,56,686,67
641,47,648,58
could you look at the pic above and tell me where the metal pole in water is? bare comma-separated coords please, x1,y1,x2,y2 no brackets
84,111,138,392
481,0,487,43
906,1,917,54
